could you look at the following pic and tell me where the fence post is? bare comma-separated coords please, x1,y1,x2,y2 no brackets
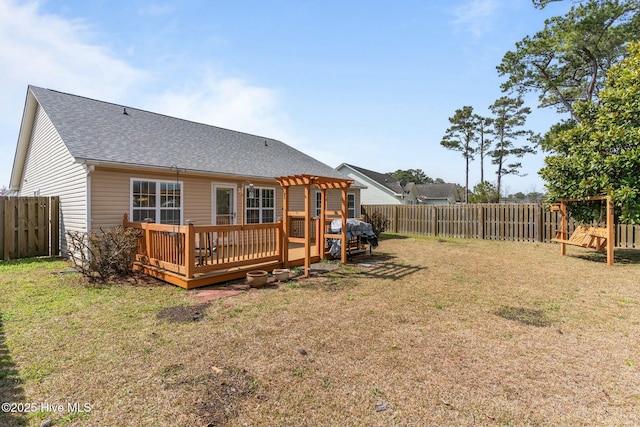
431,206,438,237
394,205,399,233
50,196,60,256
0,197,5,260
535,204,544,243
477,204,484,240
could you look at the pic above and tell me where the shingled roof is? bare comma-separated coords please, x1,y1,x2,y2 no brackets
25,86,347,180
341,163,404,194
416,183,461,202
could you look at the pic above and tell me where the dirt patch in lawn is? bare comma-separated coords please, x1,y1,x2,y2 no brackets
157,303,210,323
193,367,257,426
161,364,257,426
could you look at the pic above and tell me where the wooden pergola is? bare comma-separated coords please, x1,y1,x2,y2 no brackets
276,174,354,277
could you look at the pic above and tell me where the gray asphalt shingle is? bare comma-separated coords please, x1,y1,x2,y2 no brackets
30,86,347,180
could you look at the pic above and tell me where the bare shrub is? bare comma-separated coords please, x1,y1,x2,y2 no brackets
366,211,390,236
67,226,141,282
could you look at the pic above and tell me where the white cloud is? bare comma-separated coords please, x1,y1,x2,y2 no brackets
0,0,300,186
148,70,294,142
0,0,148,186
451,0,500,37
0,0,147,103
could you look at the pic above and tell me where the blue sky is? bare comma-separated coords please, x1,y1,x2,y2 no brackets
1,0,572,195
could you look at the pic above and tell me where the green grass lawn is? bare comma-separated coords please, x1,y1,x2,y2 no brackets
1,236,639,426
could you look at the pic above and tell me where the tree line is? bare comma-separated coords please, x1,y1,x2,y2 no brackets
440,0,640,219
440,99,536,203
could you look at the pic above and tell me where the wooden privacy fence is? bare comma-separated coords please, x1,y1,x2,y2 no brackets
1,196,60,260
361,204,640,249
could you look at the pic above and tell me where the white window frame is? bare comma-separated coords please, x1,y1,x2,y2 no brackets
245,186,276,224
348,192,357,218
315,190,322,217
130,178,184,225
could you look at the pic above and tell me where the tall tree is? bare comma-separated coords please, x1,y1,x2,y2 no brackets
388,169,430,184
473,114,493,185
540,41,640,224
469,181,500,204
441,106,477,203
488,96,537,198
498,0,640,121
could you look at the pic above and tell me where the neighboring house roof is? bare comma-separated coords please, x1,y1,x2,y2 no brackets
416,183,461,202
338,163,405,194
11,86,348,188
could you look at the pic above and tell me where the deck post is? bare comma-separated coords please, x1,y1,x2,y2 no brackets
606,197,615,266
282,186,289,268
304,183,311,277
318,188,327,260
560,201,567,256
144,223,152,263
185,223,195,279
341,187,348,263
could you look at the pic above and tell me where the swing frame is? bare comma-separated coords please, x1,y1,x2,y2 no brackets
551,195,615,265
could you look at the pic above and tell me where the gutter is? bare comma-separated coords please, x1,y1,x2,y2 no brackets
73,157,278,183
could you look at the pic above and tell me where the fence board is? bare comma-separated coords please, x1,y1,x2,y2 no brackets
0,199,4,259
361,203,640,249
1,196,60,260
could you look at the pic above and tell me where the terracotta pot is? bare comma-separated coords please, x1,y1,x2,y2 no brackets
272,268,290,281
246,270,268,287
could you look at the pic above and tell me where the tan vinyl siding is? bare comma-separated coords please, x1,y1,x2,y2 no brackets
91,168,211,230
90,168,133,230
18,105,86,253
184,179,213,225
91,168,358,230
288,187,361,217
90,169,283,229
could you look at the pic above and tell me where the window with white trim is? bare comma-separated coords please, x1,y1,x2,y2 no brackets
315,191,322,217
348,193,356,218
245,187,275,223
131,179,182,224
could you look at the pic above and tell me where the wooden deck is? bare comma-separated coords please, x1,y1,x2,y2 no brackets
124,215,350,289
124,174,357,288
134,243,321,289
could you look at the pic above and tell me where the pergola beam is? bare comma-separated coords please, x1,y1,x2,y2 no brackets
276,175,353,189
276,174,354,277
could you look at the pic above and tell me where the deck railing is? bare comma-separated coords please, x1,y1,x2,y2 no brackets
193,223,281,275
124,214,282,279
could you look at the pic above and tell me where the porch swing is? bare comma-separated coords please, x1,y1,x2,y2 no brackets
550,195,615,265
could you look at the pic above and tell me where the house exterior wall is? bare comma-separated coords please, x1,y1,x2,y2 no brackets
336,168,400,205
90,168,361,230
90,168,278,230
287,186,360,217
17,104,87,252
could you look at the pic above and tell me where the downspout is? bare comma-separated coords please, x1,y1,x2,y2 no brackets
84,163,95,234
